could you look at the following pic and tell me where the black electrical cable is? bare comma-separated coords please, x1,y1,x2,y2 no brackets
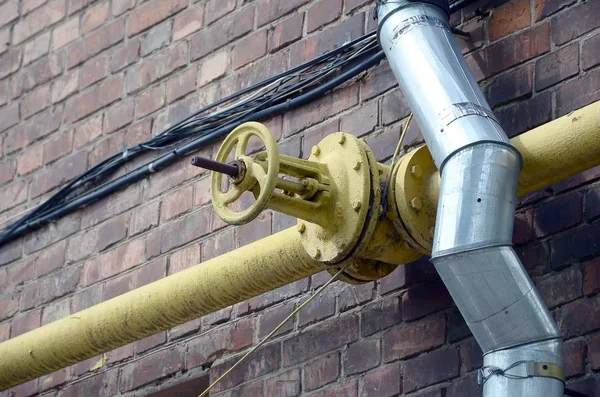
449,0,479,12
0,50,385,247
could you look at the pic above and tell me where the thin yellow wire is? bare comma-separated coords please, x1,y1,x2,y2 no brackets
198,264,349,397
392,113,413,165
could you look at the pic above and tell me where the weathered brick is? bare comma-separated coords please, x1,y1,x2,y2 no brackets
459,337,483,372
234,29,267,70
270,13,304,52
120,347,183,391
11,53,62,97
567,378,600,397
36,240,67,277
379,256,436,295
198,50,229,87
283,315,358,366
340,100,378,136
209,343,280,393
488,0,531,41
338,282,374,312
0,1,19,29
125,41,186,93
583,34,600,71
556,67,600,117
457,17,484,55
535,191,582,237
259,301,295,339
445,371,478,397
403,347,459,392
344,339,380,375
403,280,452,321
127,0,186,37
205,0,236,25
0,28,9,55
536,43,579,91
97,215,128,251
534,0,575,21
37,267,80,306
13,0,66,45
551,0,600,45
257,0,310,26
79,53,109,90
68,19,125,68
17,144,43,176
381,88,410,126
0,180,28,214
172,6,204,41
7,257,36,287
65,74,123,124
23,212,80,255
80,238,144,285
166,67,197,104
81,1,109,34
8,379,39,397
0,292,19,321
584,261,600,296
486,64,533,108
135,83,165,118
0,321,9,343
556,165,600,194
537,267,582,309
11,310,41,337
202,228,235,260
168,243,200,275
161,185,193,221
0,159,16,185
589,334,600,370
304,353,340,391
140,20,172,56
307,0,342,33
51,69,78,103
52,16,79,50
554,294,600,337
284,85,358,136
190,6,254,61
59,370,118,397
110,39,139,73
265,368,300,397
237,212,272,247
563,339,585,377
513,209,534,245
236,50,288,91
160,209,211,254
290,13,364,67
466,24,550,80
23,32,50,66
31,151,88,198
298,288,336,327
496,91,552,138
231,380,264,397
361,365,401,397
112,0,135,16
0,48,22,80
551,223,600,269
22,84,50,119
361,295,402,337
383,312,445,362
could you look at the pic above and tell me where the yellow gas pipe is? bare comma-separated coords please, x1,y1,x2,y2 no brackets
0,101,599,390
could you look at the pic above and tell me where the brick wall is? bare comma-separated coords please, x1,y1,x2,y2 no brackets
0,0,599,396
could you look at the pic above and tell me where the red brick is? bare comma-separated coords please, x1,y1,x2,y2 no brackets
172,6,204,41
257,0,310,26
361,365,401,397
282,315,358,366
0,1,19,29
159,209,211,254
81,1,109,34
459,337,483,372
488,0,531,41
202,228,235,260
210,343,280,393
234,29,267,70
0,102,19,133
59,370,118,397
80,53,109,89
145,157,198,198
403,347,459,392
383,312,445,362
42,297,71,324
8,379,39,397
135,332,166,354
551,0,600,45
110,39,139,73
238,278,309,314
535,191,582,237
402,280,452,321
340,100,378,136
23,32,50,66
112,0,135,16
135,83,165,118
235,50,288,91
361,295,402,337
140,21,172,56
265,368,300,397
563,339,585,377
584,261,600,296
198,50,229,87
381,88,410,126
11,53,62,97
270,13,304,52
298,288,336,327
165,67,196,104
344,339,380,375
307,0,342,33
52,16,79,50
583,34,600,71
7,257,36,286
201,306,232,329
0,159,16,186
22,85,51,119
338,282,374,312
80,239,144,285
186,318,255,368
486,64,533,108
51,69,78,104
161,185,193,222
68,0,95,14
68,19,125,68
35,240,66,277
190,6,254,61
23,212,80,255
537,266,582,308
589,334,600,370
0,180,28,213
16,144,43,176
304,353,340,391
556,67,600,117
31,150,88,197
467,24,550,80
290,13,364,67
237,212,272,247
40,368,69,391
0,322,9,342
125,41,187,93
554,294,600,337
497,91,552,138
457,17,484,55
0,28,8,55
120,347,183,391
0,48,22,79
72,114,102,149
284,85,358,136
0,239,20,267
231,380,264,397
13,0,66,45
127,0,187,37
205,0,236,25
97,215,128,251
168,243,200,275
65,74,123,124
0,292,19,321
104,98,133,133
258,301,295,339
535,43,579,91
129,200,159,237
534,0,575,21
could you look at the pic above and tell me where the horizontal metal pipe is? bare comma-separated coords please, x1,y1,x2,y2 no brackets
0,228,326,390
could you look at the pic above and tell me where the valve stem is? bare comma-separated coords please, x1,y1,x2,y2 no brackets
191,156,241,178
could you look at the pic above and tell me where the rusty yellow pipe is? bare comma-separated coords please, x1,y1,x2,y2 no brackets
0,228,326,390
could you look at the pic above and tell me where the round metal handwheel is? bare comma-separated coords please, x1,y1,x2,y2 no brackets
211,122,280,225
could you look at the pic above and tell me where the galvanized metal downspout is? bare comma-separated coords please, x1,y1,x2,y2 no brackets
377,2,563,396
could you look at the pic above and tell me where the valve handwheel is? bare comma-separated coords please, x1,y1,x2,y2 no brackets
211,122,280,225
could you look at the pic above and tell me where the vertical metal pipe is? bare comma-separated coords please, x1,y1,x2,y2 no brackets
377,1,564,396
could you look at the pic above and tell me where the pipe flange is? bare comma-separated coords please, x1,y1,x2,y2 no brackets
390,145,438,253
298,133,372,263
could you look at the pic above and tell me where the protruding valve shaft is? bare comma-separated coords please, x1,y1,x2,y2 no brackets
190,156,241,179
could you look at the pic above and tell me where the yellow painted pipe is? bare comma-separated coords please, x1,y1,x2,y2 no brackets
0,228,326,390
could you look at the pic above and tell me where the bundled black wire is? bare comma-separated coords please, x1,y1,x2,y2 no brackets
0,32,383,247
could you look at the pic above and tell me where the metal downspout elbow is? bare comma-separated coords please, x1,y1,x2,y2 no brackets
377,2,563,396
